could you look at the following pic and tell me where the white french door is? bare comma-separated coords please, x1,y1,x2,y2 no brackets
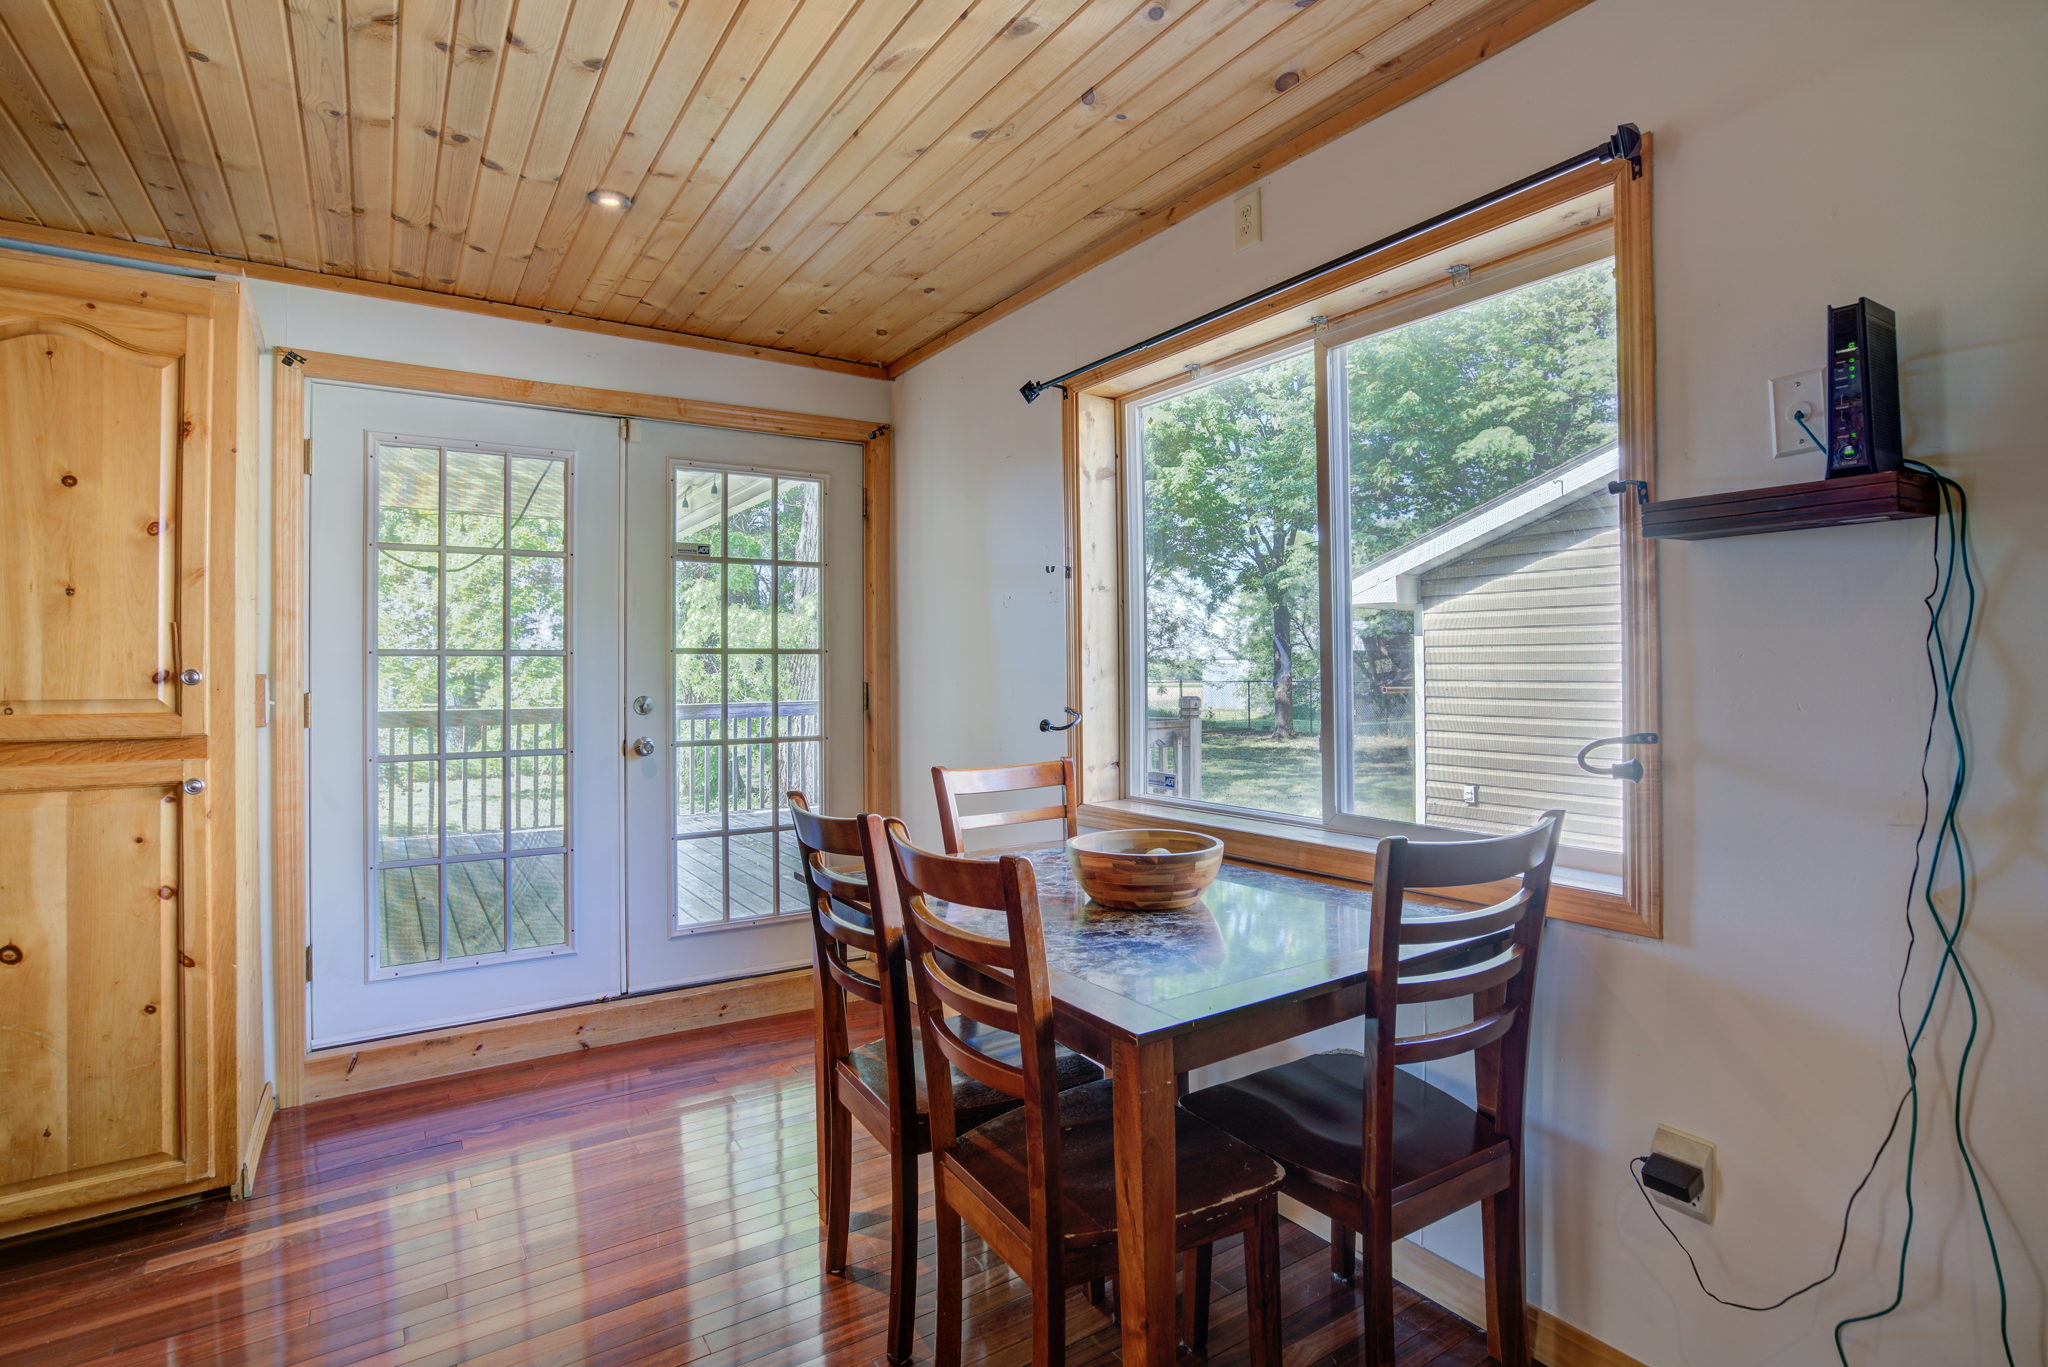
307,384,625,1046
305,385,865,1046
620,419,865,992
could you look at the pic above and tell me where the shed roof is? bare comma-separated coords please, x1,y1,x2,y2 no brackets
1349,443,1621,608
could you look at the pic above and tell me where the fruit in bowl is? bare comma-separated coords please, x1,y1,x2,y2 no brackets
1064,828,1225,911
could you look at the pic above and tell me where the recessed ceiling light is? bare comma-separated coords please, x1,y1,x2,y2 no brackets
586,188,632,210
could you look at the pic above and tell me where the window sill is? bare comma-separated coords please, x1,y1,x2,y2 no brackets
1078,798,1654,937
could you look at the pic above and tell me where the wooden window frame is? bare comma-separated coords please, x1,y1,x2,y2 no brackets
1063,143,1659,937
271,352,894,1105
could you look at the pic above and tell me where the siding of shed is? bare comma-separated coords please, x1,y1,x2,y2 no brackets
1415,492,1622,850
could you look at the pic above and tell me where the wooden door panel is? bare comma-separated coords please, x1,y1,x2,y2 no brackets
0,315,199,741
0,770,209,1220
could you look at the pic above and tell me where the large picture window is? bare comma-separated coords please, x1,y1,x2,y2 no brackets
1078,151,1658,932
1131,250,1624,873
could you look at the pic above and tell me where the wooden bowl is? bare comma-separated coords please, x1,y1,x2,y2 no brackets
1065,828,1225,911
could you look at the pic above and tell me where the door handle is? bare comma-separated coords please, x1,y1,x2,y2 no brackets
179,668,204,686
181,777,207,795
1575,733,1658,782
627,736,655,758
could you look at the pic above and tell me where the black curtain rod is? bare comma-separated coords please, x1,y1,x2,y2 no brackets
1018,123,1641,403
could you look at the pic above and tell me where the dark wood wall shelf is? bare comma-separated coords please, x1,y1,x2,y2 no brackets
1640,470,1936,541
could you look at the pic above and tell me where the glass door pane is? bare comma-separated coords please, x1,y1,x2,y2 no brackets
367,441,572,973
670,465,824,927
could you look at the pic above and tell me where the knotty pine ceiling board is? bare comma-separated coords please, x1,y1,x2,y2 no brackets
0,0,1588,371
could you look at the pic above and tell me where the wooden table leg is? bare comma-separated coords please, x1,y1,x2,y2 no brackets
1113,1036,1178,1367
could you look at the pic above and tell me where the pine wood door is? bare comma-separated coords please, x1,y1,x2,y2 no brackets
0,277,212,741
0,759,217,1226
0,250,253,1240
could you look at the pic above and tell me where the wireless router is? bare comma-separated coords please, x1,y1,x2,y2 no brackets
1824,297,1903,478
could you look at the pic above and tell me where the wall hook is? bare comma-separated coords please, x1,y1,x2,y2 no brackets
1576,732,1659,782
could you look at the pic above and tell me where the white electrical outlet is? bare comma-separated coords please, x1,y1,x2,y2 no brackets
1769,370,1826,460
1233,186,1262,250
1649,1124,1717,1224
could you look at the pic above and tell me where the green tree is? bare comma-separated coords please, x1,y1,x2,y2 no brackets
1141,353,1319,738
1343,262,1618,558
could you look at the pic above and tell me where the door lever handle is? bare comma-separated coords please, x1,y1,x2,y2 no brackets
1039,707,1081,733
1576,732,1658,782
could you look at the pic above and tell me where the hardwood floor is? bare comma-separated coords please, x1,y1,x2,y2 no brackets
0,1011,1492,1366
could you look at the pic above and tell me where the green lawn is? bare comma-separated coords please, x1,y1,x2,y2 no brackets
1189,730,1413,822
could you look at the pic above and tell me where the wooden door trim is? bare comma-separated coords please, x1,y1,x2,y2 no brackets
270,351,893,1108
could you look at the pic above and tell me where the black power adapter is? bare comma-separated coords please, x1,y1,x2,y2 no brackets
1641,1153,1706,1206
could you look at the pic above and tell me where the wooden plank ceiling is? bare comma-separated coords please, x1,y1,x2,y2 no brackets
0,0,1583,372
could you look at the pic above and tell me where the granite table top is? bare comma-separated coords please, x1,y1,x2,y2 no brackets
930,846,1457,1048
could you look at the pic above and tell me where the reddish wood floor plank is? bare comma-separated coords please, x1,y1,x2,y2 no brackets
0,1010,1488,1366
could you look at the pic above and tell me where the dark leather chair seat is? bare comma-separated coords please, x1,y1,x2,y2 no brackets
848,1023,1102,1133
1182,1050,1506,1204
951,1079,1285,1251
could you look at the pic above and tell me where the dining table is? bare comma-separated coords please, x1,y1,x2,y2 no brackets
930,840,1471,1367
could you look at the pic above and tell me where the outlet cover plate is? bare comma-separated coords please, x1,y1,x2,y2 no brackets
1650,1124,1716,1223
1769,370,1825,460
1233,186,1262,250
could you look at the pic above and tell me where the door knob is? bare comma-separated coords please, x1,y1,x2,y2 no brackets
632,695,654,716
181,777,206,795
628,736,655,758
179,668,204,686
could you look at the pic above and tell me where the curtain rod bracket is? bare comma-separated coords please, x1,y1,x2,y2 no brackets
1604,122,1644,178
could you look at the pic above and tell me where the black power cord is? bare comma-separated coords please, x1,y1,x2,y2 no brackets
1626,449,2012,1364
1626,1102,1904,1315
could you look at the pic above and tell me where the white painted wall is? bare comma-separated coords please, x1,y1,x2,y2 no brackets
245,280,892,421
891,0,2048,1362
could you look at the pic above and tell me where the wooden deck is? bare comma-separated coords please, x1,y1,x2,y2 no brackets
0,1012,1494,1367
676,828,800,926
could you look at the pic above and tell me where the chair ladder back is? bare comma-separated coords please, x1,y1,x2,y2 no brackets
1394,941,1527,1005
1362,812,1566,1191
915,960,1032,1098
812,867,887,1011
877,816,1070,1275
932,758,1078,854
1398,888,1536,945
792,794,882,966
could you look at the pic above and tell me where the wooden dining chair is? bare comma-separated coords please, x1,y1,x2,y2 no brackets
874,814,1285,1367
789,794,1101,1367
930,757,1078,854
1181,810,1566,1367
